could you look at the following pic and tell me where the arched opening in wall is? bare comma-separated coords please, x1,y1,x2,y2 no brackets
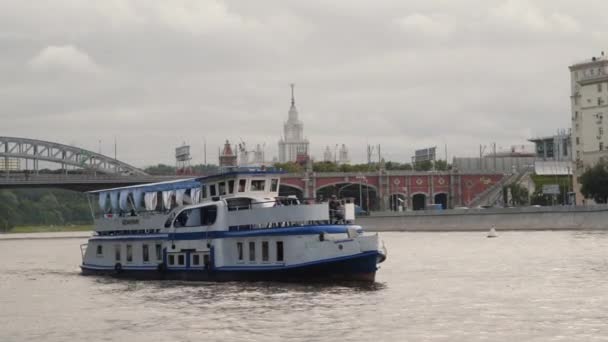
278,185,304,200
434,193,448,209
412,194,426,211
316,183,378,212
389,194,406,211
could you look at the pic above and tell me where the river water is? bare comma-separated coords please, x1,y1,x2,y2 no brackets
1,231,608,341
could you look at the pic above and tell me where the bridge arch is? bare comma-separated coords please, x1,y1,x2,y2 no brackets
0,136,146,175
278,184,304,200
316,182,378,211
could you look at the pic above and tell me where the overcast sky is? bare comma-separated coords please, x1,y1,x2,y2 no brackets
1,0,606,167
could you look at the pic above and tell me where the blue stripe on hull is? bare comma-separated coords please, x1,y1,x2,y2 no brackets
81,251,380,282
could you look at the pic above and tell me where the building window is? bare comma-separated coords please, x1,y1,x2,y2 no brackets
262,241,269,261
178,254,185,265
115,245,121,262
574,111,578,120
126,244,133,263
601,142,604,151
193,254,200,266
574,97,579,105
238,179,246,192
155,243,162,261
276,241,284,262
237,242,244,261
142,244,149,263
599,83,603,92
168,254,175,265
249,241,256,261
600,127,604,136
599,97,603,106
576,137,580,145
96,245,103,257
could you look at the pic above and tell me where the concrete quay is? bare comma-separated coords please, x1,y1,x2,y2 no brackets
358,206,608,231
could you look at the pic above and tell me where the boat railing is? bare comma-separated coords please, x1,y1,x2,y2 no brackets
225,202,354,230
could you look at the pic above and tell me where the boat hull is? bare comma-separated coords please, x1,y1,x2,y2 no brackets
81,251,380,282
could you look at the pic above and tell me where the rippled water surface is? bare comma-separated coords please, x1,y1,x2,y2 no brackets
2,231,608,341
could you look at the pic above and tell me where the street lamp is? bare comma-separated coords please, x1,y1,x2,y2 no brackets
355,173,366,211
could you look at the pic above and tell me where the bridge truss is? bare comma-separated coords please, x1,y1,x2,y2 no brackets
0,136,147,175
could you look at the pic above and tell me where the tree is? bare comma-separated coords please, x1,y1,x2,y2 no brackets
579,160,608,203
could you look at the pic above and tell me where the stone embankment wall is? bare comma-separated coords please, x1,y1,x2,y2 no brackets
357,206,608,231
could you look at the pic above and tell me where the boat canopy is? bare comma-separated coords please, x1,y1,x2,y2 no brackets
89,178,202,194
91,178,204,213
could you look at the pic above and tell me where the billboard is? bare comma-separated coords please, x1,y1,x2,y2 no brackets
542,184,560,195
175,145,191,161
413,147,436,163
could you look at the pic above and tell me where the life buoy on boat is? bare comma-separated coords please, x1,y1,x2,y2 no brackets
114,263,122,273
157,263,167,273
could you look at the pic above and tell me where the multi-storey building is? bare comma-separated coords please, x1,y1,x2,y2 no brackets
278,84,309,163
569,52,608,203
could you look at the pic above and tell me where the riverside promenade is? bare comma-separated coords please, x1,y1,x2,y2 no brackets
358,205,608,231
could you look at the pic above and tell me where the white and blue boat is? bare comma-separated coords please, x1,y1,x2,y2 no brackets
80,169,387,282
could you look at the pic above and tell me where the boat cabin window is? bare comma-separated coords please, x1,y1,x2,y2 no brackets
262,241,269,261
228,180,235,194
178,254,185,265
168,254,175,265
201,186,207,199
251,179,265,191
237,242,244,261
142,244,149,263
249,242,255,261
96,245,103,257
276,241,284,262
201,205,218,226
270,179,279,192
192,254,200,266
115,245,121,262
238,179,246,192
209,184,217,197
155,244,162,261
126,245,133,263
218,182,226,195
174,208,201,228
226,197,252,211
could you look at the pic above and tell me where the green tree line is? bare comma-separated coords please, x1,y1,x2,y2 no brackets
0,189,92,232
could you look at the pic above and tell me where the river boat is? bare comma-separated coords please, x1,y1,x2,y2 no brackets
79,169,387,282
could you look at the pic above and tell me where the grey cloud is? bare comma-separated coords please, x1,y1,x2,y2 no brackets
1,0,607,167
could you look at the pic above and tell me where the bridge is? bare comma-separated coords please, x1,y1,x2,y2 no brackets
1,136,511,210
0,136,183,191
1,136,147,176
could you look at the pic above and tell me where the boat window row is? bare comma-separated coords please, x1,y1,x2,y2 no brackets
202,178,280,199
236,240,284,263
106,243,163,263
167,253,209,267
170,205,218,228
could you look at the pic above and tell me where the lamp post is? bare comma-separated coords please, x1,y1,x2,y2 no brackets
355,173,366,211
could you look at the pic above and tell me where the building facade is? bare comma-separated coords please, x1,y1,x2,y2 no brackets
278,84,309,162
569,52,608,203
528,130,571,161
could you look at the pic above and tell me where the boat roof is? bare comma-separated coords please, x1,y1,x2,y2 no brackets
89,178,201,193
89,169,285,194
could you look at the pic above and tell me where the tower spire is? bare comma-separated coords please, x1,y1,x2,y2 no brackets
290,83,295,107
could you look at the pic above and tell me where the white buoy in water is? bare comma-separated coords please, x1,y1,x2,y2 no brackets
487,225,498,238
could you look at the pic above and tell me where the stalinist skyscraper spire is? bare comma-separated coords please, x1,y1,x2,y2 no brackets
278,83,309,163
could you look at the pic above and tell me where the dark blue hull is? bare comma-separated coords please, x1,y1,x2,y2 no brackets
81,251,381,282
